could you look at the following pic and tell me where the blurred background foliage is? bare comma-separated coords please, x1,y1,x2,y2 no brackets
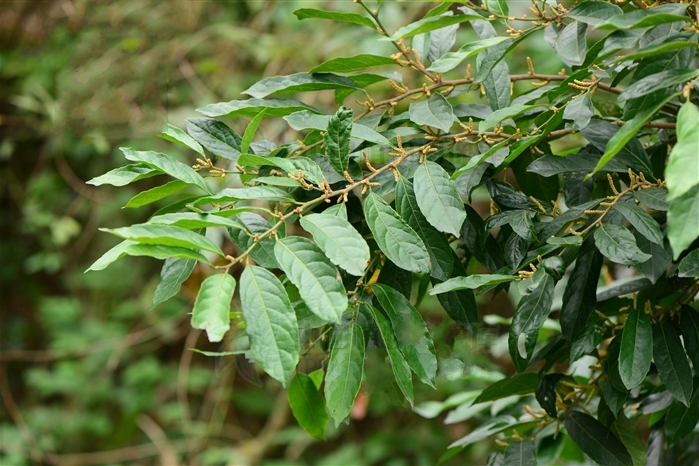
1,1,589,465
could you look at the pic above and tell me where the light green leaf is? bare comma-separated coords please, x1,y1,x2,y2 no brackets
192,186,292,206
323,203,348,220
567,1,623,26
86,164,159,187
547,236,583,247
554,21,588,66
430,274,517,294
618,310,652,389
666,102,699,201
191,273,235,342
366,304,414,405
310,54,395,73
241,109,266,154
148,212,245,230
244,73,361,99
619,70,699,102
274,236,347,324
479,105,540,132
427,37,510,73
86,240,208,272
101,224,224,255
593,224,652,266
285,110,390,146
409,94,454,133
159,123,204,156
484,0,508,17
413,161,466,237
253,176,302,188
120,147,212,194
667,184,699,259
237,153,296,174
124,180,189,208
240,266,300,387
387,13,485,40
324,323,365,426
293,8,377,29
185,118,242,161
678,249,699,277
288,373,328,440
620,41,699,62
364,192,431,274
152,257,196,307
196,99,322,119
597,10,688,30
300,213,370,276
614,202,663,245
372,284,438,388
563,93,594,130
325,107,353,175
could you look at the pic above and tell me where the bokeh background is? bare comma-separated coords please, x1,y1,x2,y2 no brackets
0,1,574,465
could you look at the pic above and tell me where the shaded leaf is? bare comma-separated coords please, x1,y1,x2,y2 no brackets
594,224,652,266
152,257,196,307
288,373,328,440
474,373,541,404
324,323,365,426
614,202,663,245
564,411,633,466
503,441,536,466
619,310,653,389
653,319,693,406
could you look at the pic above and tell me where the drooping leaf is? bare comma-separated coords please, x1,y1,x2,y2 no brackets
432,255,478,333
159,123,204,156
240,265,300,387
482,61,511,112
413,161,466,236
310,54,395,74
366,304,414,405
288,373,328,440
364,192,431,274
618,310,653,389
325,107,353,175
653,319,693,406
300,213,370,276
667,184,699,259
665,102,699,201
430,274,517,294
86,164,159,187
613,202,663,245
473,373,541,404
554,21,588,66
564,411,633,466
679,305,699,370
120,147,212,194
611,414,648,466
274,236,348,324
293,8,377,29
324,323,365,426
428,23,458,62
244,73,361,99
594,224,652,266
191,273,235,342
636,235,671,284
100,224,224,255
409,94,455,133
152,257,196,307
372,284,438,388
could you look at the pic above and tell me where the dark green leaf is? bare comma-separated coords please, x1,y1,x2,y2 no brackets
653,319,693,406
325,106,353,175
601,378,629,416
594,224,652,266
101,224,223,255
185,118,243,161
567,1,623,26
120,147,212,194
619,69,699,102
325,323,365,426
564,411,633,466
503,440,536,466
364,192,431,274
679,306,699,370
86,164,158,187
191,273,235,342
377,260,412,300
614,202,663,245
612,413,648,466
554,21,588,66
413,161,466,236
474,373,541,404
597,10,688,30
387,13,485,40
152,257,196,307
561,236,603,341
570,322,604,361
479,105,540,133
563,93,594,130
636,234,671,284
240,266,300,387
288,373,328,440
547,236,583,247
409,94,454,133
536,375,560,418
159,123,204,156
482,61,511,112
667,184,699,259
300,213,370,276
432,257,478,333
244,73,361,99
230,213,279,269
665,385,699,445
196,98,322,119
293,8,376,29
372,284,438,388
618,310,652,389
310,54,395,74
633,188,668,211
679,249,699,277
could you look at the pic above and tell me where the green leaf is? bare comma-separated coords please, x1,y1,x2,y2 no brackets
244,73,361,99
124,180,189,209
101,224,224,255
667,184,699,259
191,273,235,342
323,203,348,220
387,13,485,40
482,61,511,112
86,164,159,187
597,10,688,30
636,234,671,284
666,102,699,201
366,304,414,405
395,177,453,281
288,373,328,440
192,186,292,206
484,0,508,17
563,93,594,130
240,109,266,154
665,384,699,445
633,188,668,211
567,1,623,27
428,23,458,62
152,257,196,307
300,213,370,276
547,236,583,247
240,266,300,387
408,94,454,133
479,105,540,133
230,213,280,269
159,123,204,156
611,414,647,466
430,274,517,294
325,106,353,175
310,54,395,74
364,192,431,274
284,110,390,146
527,148,627,177
554,21,588,66
620,40,699,62
503,441,536,466
120,147,212,194
185,118,242,161
564,412,633,466
618,310,652,390
148,212,245,230
473,373,541,404
324,323,365,426
372,284,438,388
427,37,510,73
86,240,208,272
653,319,693,406
509,272,555,372
197,98,322,119
253,177,302,188
613,202,663,245
593,224,652,266
619,69,699,102
679,249,699,277
413,161,466,237
680,306,699,370
293,8,377,29
274,236,347,324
